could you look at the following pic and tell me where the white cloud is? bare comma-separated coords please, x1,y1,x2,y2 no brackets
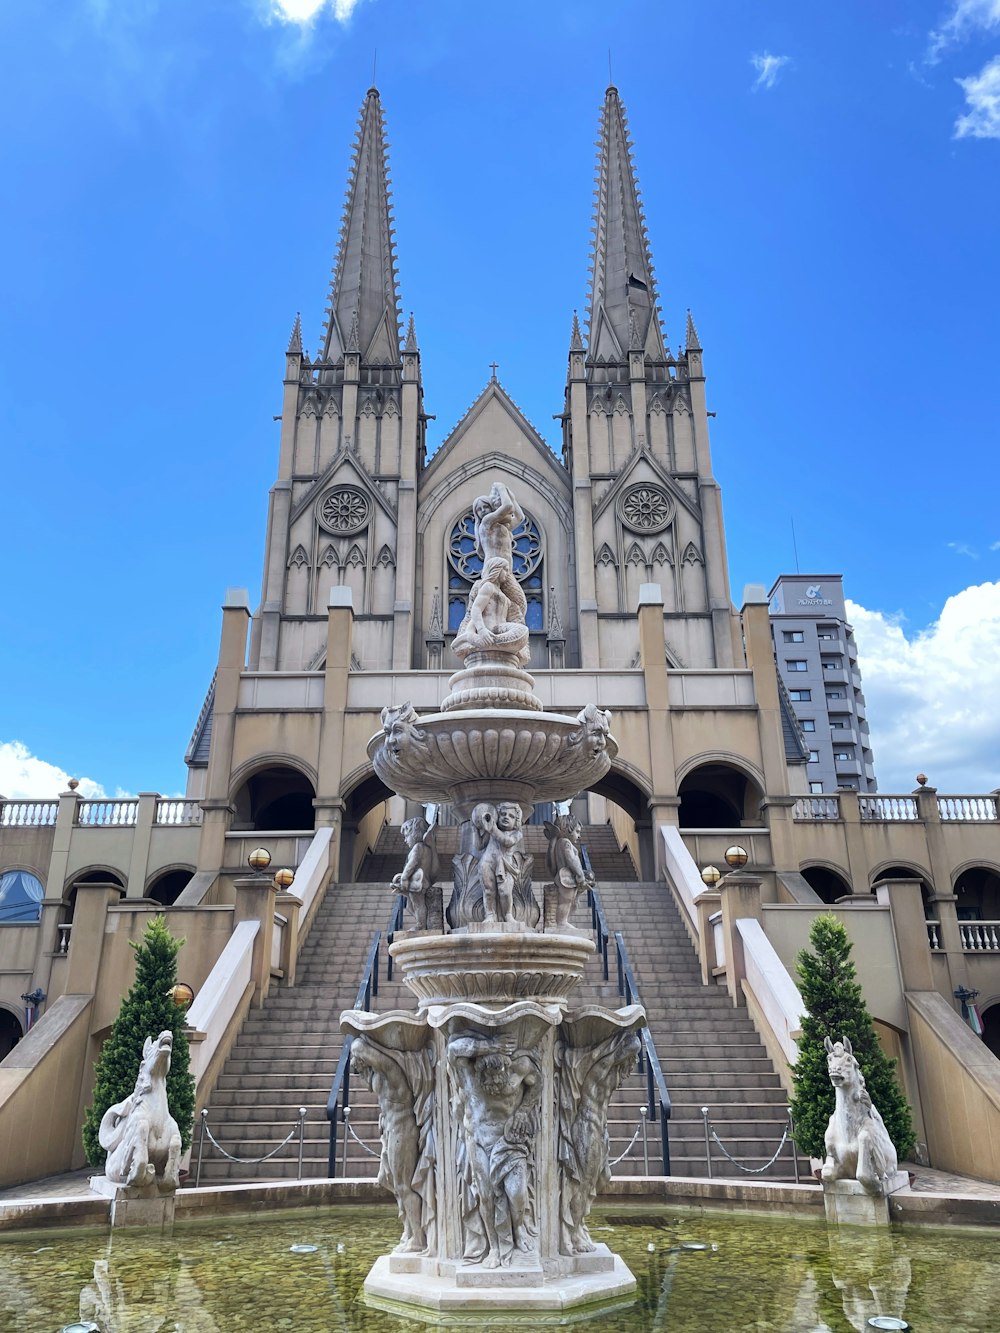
751,52,790,91
0,742,106,801
927,0,1000,62
954,54,1000,137
947,540,980,557
269,0,363,23
847,582,1000,792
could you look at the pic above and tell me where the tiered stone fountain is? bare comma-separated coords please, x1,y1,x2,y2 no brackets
344,481,644,1317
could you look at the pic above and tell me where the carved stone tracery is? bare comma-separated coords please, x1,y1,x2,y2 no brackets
317,486,371,534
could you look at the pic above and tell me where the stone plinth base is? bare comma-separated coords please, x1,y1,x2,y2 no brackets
363,1247,635,1317
90,1175,176,1229
823,1172,910,1228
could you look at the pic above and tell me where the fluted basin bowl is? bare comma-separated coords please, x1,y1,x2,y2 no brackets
389,929,596,1009
369,708,617,806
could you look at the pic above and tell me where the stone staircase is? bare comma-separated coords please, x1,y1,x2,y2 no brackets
195,827,804,1183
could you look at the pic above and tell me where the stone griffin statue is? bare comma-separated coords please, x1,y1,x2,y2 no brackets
99,1030,182,1192
543,813,594,931
392,816,439,930
821,1036,899,1197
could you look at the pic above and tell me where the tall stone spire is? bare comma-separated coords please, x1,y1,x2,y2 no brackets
320,87,402,365
586,86,666,363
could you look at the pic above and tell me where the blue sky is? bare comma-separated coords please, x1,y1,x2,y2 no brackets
2,0,999,797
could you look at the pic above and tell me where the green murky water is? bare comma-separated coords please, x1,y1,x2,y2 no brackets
1,1205,997,1332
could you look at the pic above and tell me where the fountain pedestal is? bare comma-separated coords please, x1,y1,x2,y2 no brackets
343,480,643,1318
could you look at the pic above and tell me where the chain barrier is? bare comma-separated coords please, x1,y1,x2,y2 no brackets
195,1107,307,1186
701,1107,800,1181
609,1113,647,1168
342,1105,379,1158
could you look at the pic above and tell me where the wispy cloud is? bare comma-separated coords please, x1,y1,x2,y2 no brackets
848,581,1000,791
927,0,1000,63
268,0,364,23
751,52,790,91
947,540,981,558
0,741,106,800
990,540,1000,550
954,54,1000,136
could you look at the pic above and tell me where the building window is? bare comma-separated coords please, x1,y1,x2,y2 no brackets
786,660,807,672
822,659,842,671
817,631,835,640
782,630,804,643
808,751,820,764
801,719,816,732
0,870,44,923
830,718,848,729
789,689,811,702
809,781,825,794
834,750,853,761
826,690,844,700
447,510,544,632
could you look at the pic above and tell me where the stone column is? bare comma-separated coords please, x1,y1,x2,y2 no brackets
33,788,82,999
638,583,677,878
316,587,355,879
233,875,279,1008
125,793,159,899
836,791,874,898
196,590,250,879
717,872,763,1007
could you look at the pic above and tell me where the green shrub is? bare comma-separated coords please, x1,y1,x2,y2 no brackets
82,916,195,1168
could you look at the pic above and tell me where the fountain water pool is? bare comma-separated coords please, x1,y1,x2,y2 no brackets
2,1205,996,1331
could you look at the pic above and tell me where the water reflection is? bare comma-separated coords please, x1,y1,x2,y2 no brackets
1,1205,998,1332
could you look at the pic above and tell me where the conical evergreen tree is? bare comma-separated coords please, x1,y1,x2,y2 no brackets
82,916,196,1168
789,913,915,1161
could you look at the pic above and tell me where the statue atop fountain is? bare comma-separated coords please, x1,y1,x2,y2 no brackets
349,480,643,1315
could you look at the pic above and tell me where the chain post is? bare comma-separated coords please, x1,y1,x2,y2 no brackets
196,1108,208,1187
297,1107,307,1180
701,1106,713,1178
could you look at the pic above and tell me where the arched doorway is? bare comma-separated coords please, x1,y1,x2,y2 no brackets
801,864,853,904
0,1007,22,1061
342,770,395,881
873,865,934,917
146,867,195,906
64,869,126,923
678,762,763,830
954,866,1000,921
233,765,317,832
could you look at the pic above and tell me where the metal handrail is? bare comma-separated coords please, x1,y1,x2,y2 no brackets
386,894,407,979
583,849,610,981
613,928,671,1175
325,930,381,1176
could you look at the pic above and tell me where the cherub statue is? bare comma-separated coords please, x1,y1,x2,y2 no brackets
544,813,594,930
391,816,439,930
471,801,524,924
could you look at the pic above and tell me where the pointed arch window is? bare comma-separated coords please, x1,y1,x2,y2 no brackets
446,510,544,632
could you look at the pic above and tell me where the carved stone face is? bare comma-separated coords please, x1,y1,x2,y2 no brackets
496,802,522,832
477,1052,511,1095
402,816,428,846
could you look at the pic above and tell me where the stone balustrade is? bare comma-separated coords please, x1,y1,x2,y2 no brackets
0,800,58,827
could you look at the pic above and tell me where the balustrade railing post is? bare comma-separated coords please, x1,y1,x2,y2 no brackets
789,1114,800,1184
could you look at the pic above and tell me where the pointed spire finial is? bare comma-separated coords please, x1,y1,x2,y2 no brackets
685,308,702,352
320,88,402,365
346,309,360,353
404,311,418,352
428,586,443,639
287,312,303,355
570,309,584,350
585,86,667,364
547,586,563,639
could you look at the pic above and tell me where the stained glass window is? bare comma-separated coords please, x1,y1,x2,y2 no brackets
446,510,545,632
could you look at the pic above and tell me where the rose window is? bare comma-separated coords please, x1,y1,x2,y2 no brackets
619,484,672,533
317,487,370,535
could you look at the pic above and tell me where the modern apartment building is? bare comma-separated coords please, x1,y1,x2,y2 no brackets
769,574,877,793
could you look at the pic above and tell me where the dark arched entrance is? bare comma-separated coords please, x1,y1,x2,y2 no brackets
233,766,317,832
954,866,1000,921
801,864,853,904
873,865,934,917
678,763,763,830
147,868,195,906
0,1008,23,1061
